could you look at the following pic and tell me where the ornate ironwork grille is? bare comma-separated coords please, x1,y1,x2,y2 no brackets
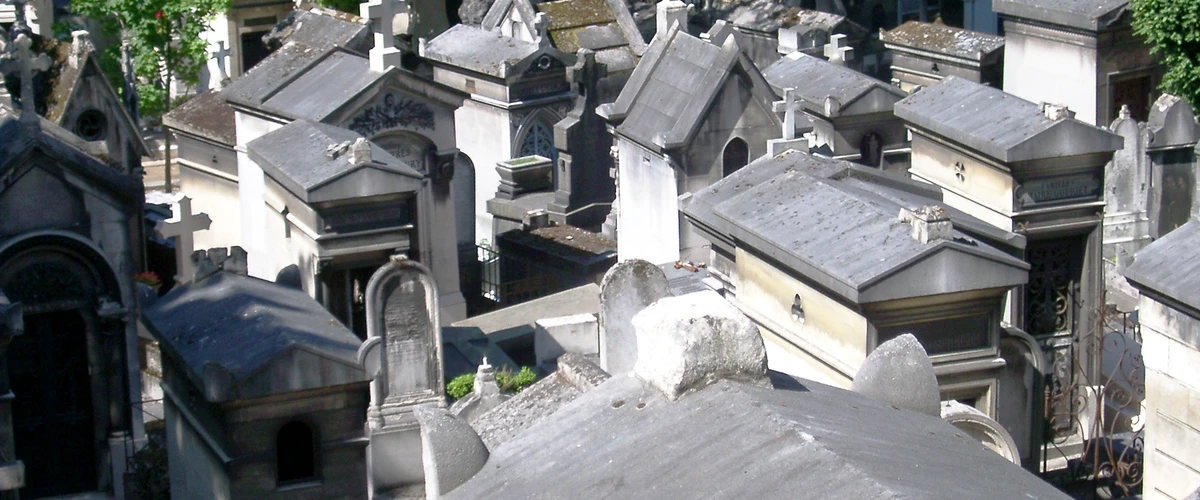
1025,237,1085,443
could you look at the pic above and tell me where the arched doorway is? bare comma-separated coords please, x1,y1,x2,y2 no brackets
372,132,437,175
722,138,749,177
0,238,120,498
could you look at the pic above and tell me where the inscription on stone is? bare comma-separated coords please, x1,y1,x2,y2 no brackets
383,279,431,396
1016,175,1101,208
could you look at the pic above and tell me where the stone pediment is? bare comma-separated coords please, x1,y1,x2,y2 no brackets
326,70,466,137
0,108,141,205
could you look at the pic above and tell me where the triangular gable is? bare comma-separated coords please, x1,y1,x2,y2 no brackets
595,22,675,122
662,40,781,149
233,343,369,400
0,110,142,203
837,85,907,117
306,163,425,203
324,67,468,129
482,0,538,36
507,44,575,77
858,245,1029,304
1007,118,1125,163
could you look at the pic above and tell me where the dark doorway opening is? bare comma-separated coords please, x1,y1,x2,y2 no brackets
722,138,749,177
241,31,272,73
277,421,316,483
12,310,97,498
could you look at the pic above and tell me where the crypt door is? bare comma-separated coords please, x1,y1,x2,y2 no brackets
11,310,97,498
0,243,115,498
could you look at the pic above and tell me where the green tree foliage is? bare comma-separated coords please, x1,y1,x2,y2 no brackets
315,0,362,14
68,0,229,117
1131,0,1200,110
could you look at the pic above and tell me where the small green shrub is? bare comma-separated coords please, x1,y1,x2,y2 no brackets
446,365,538,401
497,366,536,393
447,372,475,400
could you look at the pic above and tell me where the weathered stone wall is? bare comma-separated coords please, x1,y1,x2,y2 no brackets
1139,295,1200,499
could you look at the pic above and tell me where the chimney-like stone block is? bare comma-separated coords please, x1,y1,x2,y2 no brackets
535,313,599,370
899,205,952,244
632,290,768,400
656,0,691,39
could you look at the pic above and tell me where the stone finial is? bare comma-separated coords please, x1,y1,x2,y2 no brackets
416,406,489,498
533,12,551,48
1119,104,1131,120
69,30,93,69
11,33,52,126
350,137,373,165
632,290,768,400
1041,102,1074,121
899,205,952,244
473,358,499,395
852,333,940,417
655,0,691,40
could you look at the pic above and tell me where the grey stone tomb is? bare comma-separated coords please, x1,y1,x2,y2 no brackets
599,259,670,375
358,255,446,493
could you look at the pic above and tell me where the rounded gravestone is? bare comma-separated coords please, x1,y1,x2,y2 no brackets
416,405,489,497
275,264,303,290
599,259,670,375
851,333,940,417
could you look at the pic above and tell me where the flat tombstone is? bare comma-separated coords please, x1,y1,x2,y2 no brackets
599,259,670,375
360,256,444,430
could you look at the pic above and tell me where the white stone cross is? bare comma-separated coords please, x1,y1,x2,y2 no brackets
157,196,212,283
362,0,404,71
772,87,799,140
210,40,231,85
823,34,853,66
11,33,51,125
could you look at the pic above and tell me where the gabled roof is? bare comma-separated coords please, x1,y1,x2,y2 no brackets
163,89,236,146
683,150,1027,304
1124,220,1200,317
264,7,370,53
448,374,1070,499
424,24,574,79
881,21,1004,61
993,0,1128,31
895,77,1123,163
481,0,538,35
246,120,423,203
533,0,647,72
258,47,386,120
142,272,369,402
0,106,142,201
597,24,780,152
763,52,907,118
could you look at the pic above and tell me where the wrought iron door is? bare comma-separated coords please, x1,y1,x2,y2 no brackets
11,311,97,498
1025,238,1085,445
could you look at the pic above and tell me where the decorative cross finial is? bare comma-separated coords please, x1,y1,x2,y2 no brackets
566,48,606,98
156,196,213,284
210,40,231,87
772,87,800,140
534,12,552,48
362,0,403,72
12,33,51,126
823,34,853,66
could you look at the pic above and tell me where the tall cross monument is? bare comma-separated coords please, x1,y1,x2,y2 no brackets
823,34,853,66
156,196,213,284
362,0,406,72
768,87,810,156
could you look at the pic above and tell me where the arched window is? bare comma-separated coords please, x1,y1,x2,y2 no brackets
722,138,749,177
276,421,316,483
519,120,559,186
